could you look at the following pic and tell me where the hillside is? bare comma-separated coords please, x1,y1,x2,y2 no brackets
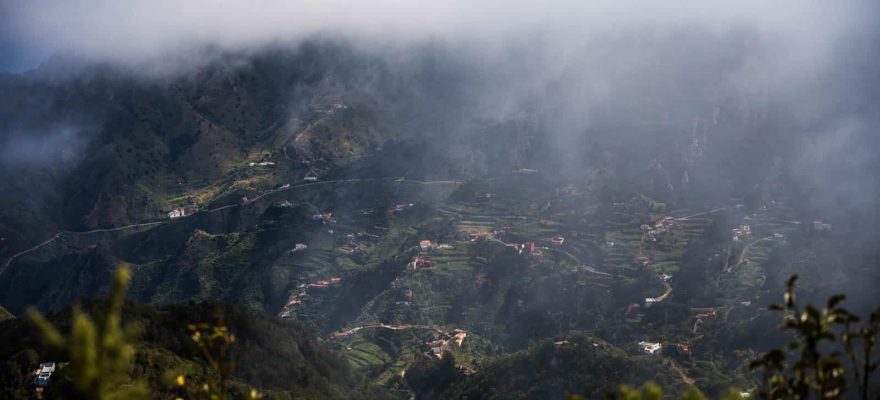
434,333,686,400
0,300,391,399
1,37,878,399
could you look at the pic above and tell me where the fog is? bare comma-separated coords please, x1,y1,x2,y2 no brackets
2,0,877,209
2,1,875,71
1,1,879,303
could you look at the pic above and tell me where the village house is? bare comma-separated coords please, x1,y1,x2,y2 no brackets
469,231,493,241
513,241,543,262
33,362,55,388
419,240,434,252
304,172,319,181
168,205,198,219
691,307,718,319
813,220,832,233
426,338,450,358
312,212,335,223
409,255,432,270
732,224,752,241
550,236,565,246
452,329,467,346
290,243,308,252
638,341,662,355
388,203,414,214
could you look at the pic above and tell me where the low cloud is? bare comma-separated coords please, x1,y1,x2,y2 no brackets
1,0,875,73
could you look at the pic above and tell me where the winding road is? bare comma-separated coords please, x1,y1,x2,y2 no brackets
1,177,462,277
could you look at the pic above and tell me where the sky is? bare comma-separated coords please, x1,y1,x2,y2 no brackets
0,0,876,73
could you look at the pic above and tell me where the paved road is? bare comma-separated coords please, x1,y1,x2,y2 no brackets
1,177,463,277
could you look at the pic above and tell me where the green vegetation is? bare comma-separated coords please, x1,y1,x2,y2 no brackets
750,276,879,400
0,266,390,399
1,43,878,400
27,265,148,400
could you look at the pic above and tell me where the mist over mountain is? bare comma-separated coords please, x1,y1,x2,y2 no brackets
1,1,878,398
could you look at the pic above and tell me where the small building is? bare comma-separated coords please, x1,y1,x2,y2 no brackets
638,341,662,355
813,220,832,233
312,212,334,222
33,363,55,387
291,243,308,252
409,255,432,270
279,183,291,190
419,240,434,252
168,205,198,219
550,236,565,246
469,231,493,241
389,203,414,214
645,297,661,306
659,273,672,282
304,172,319,181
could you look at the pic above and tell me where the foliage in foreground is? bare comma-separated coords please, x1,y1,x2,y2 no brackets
750,275,878,400
27,265,148,400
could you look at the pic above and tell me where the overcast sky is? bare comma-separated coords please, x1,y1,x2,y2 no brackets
0,0,876,73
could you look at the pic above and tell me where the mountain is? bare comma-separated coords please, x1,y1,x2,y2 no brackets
1,37,879,398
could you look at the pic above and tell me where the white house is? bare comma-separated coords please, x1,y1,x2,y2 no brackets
638,341,662,355
291,244,308,252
